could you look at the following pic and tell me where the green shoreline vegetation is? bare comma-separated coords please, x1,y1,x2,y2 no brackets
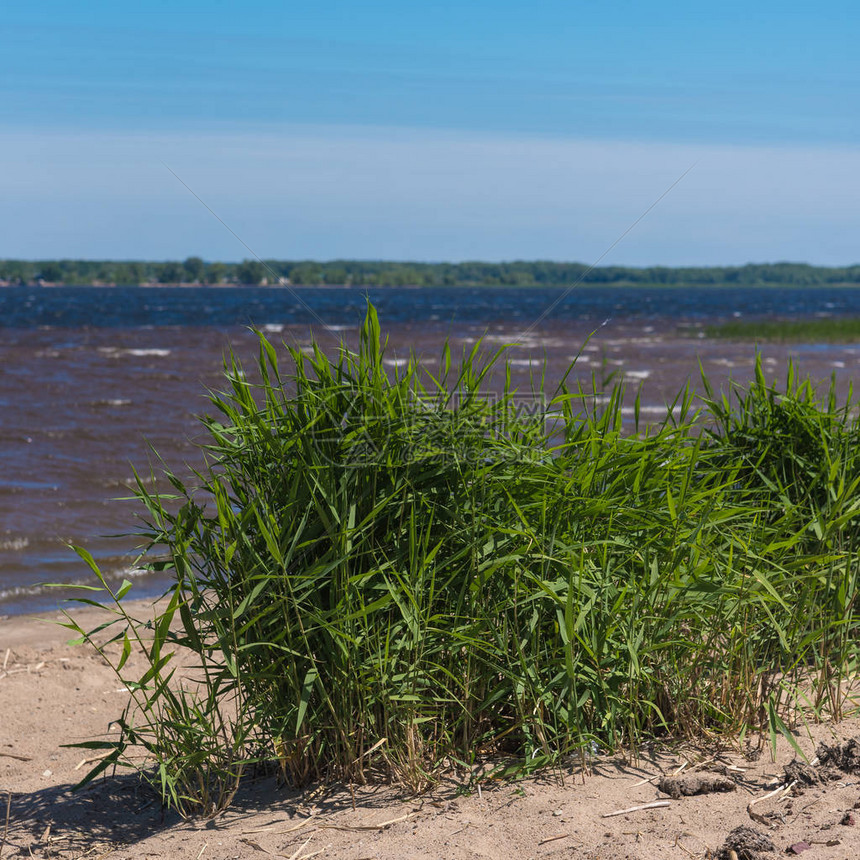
4,258,860,287
63,306,860,816
707,317,860,342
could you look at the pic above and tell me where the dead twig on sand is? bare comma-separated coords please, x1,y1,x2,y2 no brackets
602,801,670,818
241,817,315,836
747,780,797,825
318,812,417,832
631,760,688,788
282,847,326,860
538,832,569,845
74,752,115,772
283,836,315,860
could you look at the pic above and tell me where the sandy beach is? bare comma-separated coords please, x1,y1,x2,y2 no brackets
1,602,859,860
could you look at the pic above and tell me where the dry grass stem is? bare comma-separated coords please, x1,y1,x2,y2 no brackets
241,818,315,836
318,812,417,832
602,801,671,818
747,778,797,824
538,832,569,845
283,836,313,860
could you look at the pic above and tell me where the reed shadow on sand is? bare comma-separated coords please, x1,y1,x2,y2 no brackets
4,774,181,855
1,770,432,855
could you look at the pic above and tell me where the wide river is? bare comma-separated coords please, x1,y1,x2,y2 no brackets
2,284,860,615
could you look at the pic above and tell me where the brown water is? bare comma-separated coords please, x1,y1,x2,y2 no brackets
2,308,859,614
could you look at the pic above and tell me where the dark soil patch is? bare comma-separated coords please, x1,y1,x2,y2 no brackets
657,772,737,799
715,825,776,860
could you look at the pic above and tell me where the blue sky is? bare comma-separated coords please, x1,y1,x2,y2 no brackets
2,1,859,264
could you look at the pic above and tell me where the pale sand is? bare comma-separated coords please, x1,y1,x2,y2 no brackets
3,603,860,859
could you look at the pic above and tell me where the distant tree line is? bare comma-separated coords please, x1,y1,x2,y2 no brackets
2,258,860,288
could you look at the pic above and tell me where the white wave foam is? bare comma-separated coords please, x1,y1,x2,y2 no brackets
95,398,132,407
0,583,47,601
98,347,171,358
262,323,284,333
111,565,150,579
629,405,682,415
623,370,651,380
589,398,681,416
0,537,29,551
0,563,157,607
127,348,171,357
484,334,566,349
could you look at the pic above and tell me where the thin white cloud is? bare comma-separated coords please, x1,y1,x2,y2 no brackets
1,125,858,264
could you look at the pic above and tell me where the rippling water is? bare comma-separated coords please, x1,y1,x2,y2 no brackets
3,284,860,328
2,285,859,615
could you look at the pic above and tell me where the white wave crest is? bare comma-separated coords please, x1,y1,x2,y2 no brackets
0,537,29,551
98,347,171,358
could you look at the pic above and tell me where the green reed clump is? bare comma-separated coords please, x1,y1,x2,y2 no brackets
62,305,860,815
705,316,860,342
